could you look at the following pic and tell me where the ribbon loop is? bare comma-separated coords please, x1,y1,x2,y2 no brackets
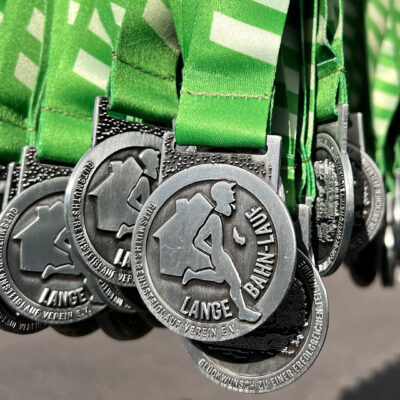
108,0,180,124
174,0,290,149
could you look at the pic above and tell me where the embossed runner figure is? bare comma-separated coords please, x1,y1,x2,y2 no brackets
154,181,261,323
90,149,159,239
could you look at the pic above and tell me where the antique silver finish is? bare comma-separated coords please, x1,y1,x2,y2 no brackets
0,296,46,334
313,104,354,275
0,147,106,324
295,197,314,262
347,113,385,254
159,132,282,192
382,192,396,286
3,162,20,210
393,169,400,259
96,279,142,313
132,134,296,341
0,163,47,334
182,250,328,393
0,164,7,208
64,97,166,287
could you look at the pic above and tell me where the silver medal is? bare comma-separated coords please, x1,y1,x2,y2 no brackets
132,133,296,341
0,147,106,324
182,250,328,393
65,97,166,287
0,296,46,334
382,192,396,286
96,279,142,313
3,162,20,210
0,163,48,334
393,170,400,260
0,164,7,207
313,104,354,275
347,113,385,254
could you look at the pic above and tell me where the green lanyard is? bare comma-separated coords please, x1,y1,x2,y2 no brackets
0,0,5,26
170,0,296,207
271,3,301,210
0,0,48,162
96,0,126,48
37,0,179,165
316,0,348,122
168,0,198,61
298,0,318,201
173,0,290,149
343,0,375,153
107,0,179,124
36,0,112,164
343,1,368,114
366,0,400,192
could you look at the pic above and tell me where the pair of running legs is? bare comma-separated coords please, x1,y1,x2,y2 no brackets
182,213,261,323
182,267,261,323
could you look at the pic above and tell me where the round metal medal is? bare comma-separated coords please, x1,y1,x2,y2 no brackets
0,177,106,324
182,250,328,394
382,193,396,286
0,169,47,335
393,171,400,260
313,133,354,275
347,144,385,254
0,296,46,334
65,129,164,287
132,164,296,341
96,279,143,313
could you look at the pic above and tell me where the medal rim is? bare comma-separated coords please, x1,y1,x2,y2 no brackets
347,143,385,254
64,131,164,287
181,250,329,393
0,177,106,324
96,279,139,313
382,194,396,286
314,132,354,276
132,163,297,342
0,296,47,334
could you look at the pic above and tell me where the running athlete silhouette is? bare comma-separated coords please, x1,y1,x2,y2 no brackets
156,181,261,323
90,149,159,239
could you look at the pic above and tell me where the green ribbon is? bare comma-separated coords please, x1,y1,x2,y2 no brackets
96,0,127,48
0,0,6,30
37,0,112,163
298,0,318,201
174,0,290,149
169,0,198,61
316,0,348,122
170,0,298,208
0,0,47,162
343,0,375,154
108,0,179,125
36,0,179,163
366,0,400,193
27,0,53,147
343,1,369,114
272,3,301,211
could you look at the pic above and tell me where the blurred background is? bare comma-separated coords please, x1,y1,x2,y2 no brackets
1,266,399,400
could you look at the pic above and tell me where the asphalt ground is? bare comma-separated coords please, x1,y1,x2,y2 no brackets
0,266,400,400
